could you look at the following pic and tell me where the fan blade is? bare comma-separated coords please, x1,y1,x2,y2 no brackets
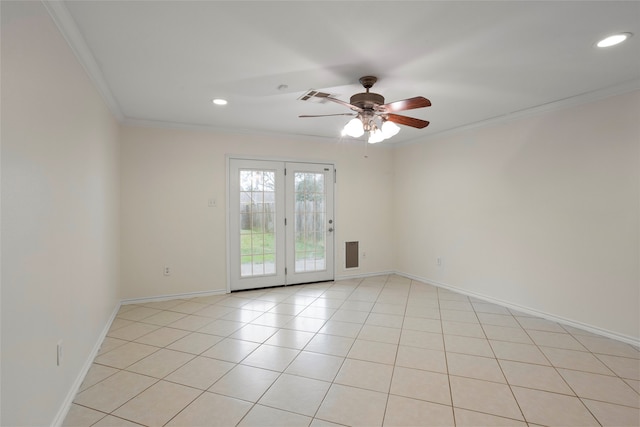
321,95,363,112
386,113,430,129
299,90,363,112
380,96,431,113
299,113,355,118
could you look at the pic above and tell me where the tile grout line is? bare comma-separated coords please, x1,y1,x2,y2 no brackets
307,279,361,425
378,275,407,427
512,313,604,426
438,284,458,426
475,300,529,424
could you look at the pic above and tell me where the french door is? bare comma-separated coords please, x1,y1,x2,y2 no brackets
229,159,335,291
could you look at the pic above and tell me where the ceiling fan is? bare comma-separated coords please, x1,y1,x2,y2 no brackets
299,76,431,143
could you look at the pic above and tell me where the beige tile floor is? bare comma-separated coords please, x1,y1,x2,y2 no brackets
64,275,640,426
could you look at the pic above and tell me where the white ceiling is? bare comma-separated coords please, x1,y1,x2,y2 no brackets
51,1,640,144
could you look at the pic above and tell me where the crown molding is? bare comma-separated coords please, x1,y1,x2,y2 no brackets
42,0,124,121
395,78,640,147
121,117,390,147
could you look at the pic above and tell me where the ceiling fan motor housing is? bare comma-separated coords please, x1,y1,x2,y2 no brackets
350,92,385,109
350,75,385,110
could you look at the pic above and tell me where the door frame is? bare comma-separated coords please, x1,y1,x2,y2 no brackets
226,155,336,293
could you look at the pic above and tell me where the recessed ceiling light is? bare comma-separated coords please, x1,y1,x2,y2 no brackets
596,32,632,48
212,98,228,105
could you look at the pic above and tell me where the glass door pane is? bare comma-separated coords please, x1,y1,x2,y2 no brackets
239,170,276,277
229,159,285,291
294,172,327,273
286,162,334,285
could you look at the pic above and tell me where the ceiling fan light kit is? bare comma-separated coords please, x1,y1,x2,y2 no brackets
342,118,365,138
368,128,386,144
381,120,401,138
299,76,431,144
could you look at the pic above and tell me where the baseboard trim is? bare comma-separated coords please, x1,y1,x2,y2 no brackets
396,271,639,348
335,270,395,281
51,302,121,427
121,277,404,305
121,288,227,305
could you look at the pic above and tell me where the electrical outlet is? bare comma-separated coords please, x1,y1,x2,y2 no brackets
437,257,442,267
208,198,217,207
164,266,171,276
57,340,63,366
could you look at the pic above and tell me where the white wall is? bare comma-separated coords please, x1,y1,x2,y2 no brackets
1,2,121,425
120,126,394,300
393,91,640,341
